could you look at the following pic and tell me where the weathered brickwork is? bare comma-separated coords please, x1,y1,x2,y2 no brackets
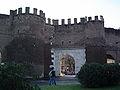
0,7,120,76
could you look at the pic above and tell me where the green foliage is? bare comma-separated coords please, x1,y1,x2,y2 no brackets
77,63,104,88
77,63,120,88
102,64,120,86
0,62,28,90
20,62,35,76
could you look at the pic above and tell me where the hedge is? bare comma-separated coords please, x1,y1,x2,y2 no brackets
77,63,120,88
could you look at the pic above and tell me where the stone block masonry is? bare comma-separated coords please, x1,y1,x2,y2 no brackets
0,7,120,77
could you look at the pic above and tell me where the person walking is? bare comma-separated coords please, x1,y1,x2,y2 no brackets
48,67,56,85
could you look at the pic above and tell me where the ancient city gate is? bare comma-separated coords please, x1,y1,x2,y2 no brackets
51,48,86,76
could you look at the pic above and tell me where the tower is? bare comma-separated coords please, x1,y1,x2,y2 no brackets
85,16,106,63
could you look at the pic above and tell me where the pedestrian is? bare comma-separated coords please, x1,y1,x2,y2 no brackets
48,67,56,85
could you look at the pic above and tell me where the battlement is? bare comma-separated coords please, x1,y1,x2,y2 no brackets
10,7,45,18
47,15,104,25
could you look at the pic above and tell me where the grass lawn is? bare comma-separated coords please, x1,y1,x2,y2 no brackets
40,84,120,90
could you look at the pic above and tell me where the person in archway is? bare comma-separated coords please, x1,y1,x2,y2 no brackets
48,67,56,85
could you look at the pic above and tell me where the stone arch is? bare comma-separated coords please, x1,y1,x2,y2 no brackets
52,48,86,76
106,54,115,63
60,54,75,75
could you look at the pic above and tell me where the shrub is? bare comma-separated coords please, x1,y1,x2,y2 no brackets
102,64,120,86
20,62,35,76
0,62,29,90
77,63,120,88
77,63,105,88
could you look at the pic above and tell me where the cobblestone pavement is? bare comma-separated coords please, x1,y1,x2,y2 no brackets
31,75,80,86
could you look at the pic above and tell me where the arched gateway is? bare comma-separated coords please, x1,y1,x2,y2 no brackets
0,7,120,78
51,48,86,76
60,54,75,75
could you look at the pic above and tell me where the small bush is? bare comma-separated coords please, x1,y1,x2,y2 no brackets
102,64,120,86
20,62,35,76
77,63,105,88
77,63,120,88
0,62,29,90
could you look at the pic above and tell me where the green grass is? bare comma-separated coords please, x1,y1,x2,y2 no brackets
40,84,120,90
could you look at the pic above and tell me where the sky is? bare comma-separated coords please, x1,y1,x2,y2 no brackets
0,0,120,29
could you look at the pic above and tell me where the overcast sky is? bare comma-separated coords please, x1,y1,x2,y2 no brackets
0,0,120,29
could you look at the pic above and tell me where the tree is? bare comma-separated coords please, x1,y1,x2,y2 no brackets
0,62,27,90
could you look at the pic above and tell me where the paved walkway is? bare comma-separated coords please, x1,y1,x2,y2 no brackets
31,75,80,86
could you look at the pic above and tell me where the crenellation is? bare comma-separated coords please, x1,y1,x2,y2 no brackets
25,7,30,14
46,16,104,26
14,9,17,15
39,10,45,18
52,19,54,25
39,10,42,16
43,13,45,18
88,17,92,21
48,18,51,24
100,15,104,21
68,18,71,25
80,18,86,23
18,8,22,14
52,19,59,25
74,18,77,24
87,16,104,21
33,8,37,15
95,16,98,21
10,10,14,15
12,8,104,25
61,19,65,25
9,7,46,18
40,10,43,17
10,10,17,16
85,16,87,21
